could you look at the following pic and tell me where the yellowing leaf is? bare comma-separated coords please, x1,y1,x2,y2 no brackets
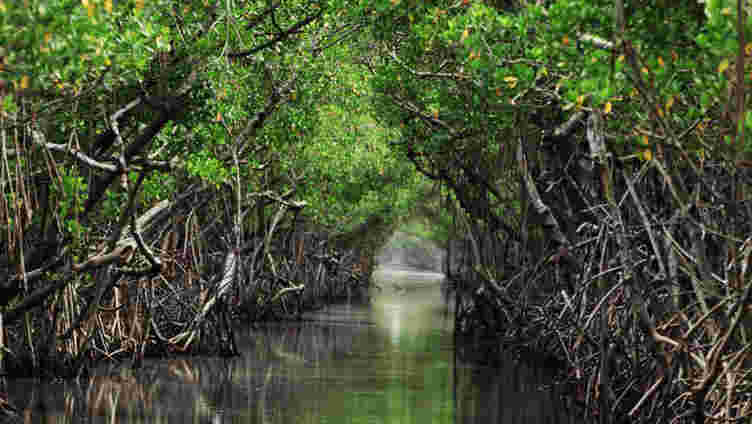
721,7,731,15
20,76,30,90
617,54,625,63
603,102,612,114
666,96,674,112
641,67,649,74
135,0,144,10
461,28,469,42
718,59,730,74
503,76,518,88
391,0,400,5
656,106,664,118
433,109,439,119
641,149,652,161
657,57,664,67
562,35,569,46
0,1,6,12
104,0,112,13
82,0,95,17
44,32,51,44
746,42,752,56
641,135,649,146
576,94,585,107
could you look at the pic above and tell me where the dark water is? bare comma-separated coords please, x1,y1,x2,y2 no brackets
5,268,576,423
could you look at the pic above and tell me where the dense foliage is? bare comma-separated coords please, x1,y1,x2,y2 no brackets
357,0,752,422
3,0,752,422
0,0,427,381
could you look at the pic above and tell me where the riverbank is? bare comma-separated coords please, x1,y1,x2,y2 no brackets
0,217,375,381
3,268,577,424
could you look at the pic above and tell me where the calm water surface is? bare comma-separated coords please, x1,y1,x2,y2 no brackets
6,267,576,423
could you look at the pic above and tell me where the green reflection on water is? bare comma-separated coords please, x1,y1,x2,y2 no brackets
5,268,576,424
268,270,454,424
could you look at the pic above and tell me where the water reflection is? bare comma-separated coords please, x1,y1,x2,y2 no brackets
6,267,576,424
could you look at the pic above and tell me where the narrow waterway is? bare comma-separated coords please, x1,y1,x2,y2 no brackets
6,267,576,423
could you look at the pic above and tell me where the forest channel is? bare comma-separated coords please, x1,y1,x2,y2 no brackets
7,1,750,422
4,266,576,424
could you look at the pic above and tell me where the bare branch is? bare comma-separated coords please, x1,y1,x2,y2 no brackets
389,50,471,82
31,130,118,172
228,12,322,58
